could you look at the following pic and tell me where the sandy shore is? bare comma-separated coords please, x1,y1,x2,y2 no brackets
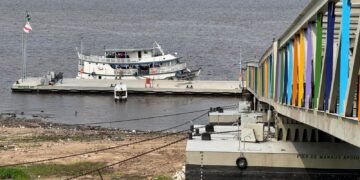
0,115,186,179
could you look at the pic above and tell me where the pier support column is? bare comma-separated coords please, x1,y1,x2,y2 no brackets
267,109,272,136
253,96,257,111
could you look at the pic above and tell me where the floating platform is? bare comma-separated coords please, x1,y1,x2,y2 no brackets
186,125,360,179
11,78,242,96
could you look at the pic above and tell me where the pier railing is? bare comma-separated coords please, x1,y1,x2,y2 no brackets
245,0,360,147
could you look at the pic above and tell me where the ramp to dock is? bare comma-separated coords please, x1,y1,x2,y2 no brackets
11,78,241,95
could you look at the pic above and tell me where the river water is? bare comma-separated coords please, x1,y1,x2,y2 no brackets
0,0,308,130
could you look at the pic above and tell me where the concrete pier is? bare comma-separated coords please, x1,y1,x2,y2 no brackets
11,77,241,96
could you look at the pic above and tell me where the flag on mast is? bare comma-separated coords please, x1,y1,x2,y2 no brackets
23,13,32,33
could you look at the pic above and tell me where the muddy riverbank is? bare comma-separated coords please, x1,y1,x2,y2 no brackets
0,115,186,179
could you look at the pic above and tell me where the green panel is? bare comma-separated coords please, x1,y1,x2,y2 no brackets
280,49,284,102
314,13,323,108
271,54,275,99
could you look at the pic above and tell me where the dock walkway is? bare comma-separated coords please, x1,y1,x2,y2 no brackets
11,78,241,95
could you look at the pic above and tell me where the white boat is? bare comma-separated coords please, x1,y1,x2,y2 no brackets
76,42,201,80
114,83,127,102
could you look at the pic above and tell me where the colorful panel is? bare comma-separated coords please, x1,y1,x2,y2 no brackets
292,36,298,106
265,60,268,97
258,65,261,96
284,46,288,104
268,55,272,98
255,67,257,92
314,13,323,108
280,49,285,103
324,2,335,111
298,30,305,107
277,51,281,102
305,22,313,108
339,0,351,115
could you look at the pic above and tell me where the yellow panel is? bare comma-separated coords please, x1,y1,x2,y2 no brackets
298,30,305,107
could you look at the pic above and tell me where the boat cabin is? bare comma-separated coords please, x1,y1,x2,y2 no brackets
105,48,163,59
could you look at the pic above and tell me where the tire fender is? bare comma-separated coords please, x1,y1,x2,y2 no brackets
236,157,247,169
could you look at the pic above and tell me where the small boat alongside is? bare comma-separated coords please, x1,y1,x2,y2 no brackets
77,42,201,80
114,83,127,102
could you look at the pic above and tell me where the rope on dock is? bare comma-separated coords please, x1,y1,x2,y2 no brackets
76,104,237,125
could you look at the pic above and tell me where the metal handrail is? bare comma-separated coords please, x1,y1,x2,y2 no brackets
78,54,140,63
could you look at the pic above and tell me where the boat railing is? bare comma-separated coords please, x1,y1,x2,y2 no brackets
78,53,140,63
78,53,175,64
114,68,138,76
151,63,187,74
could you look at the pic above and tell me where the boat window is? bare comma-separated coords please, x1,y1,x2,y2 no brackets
144,51,148,54
110,64,116,69
138,51,142,58
116,52,125,58
106,52,115,58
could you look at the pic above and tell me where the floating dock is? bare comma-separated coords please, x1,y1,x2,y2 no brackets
11,78,242,96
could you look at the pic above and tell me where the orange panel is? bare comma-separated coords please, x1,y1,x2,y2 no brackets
358,76,360,121
298,30,305,107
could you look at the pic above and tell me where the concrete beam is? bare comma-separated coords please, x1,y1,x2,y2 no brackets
344,18,360,116
272,40,279,100
278,0,330,48
317,42,327,110
328,42,340,113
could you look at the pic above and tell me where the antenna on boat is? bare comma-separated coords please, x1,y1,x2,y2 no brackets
154,41,164,56
80,36,83,55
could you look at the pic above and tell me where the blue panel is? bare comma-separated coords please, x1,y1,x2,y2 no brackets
284,45,288,104
255,67,257,92
287,40,293,104
339,0,351,114
262,65,264,96
324,2,335,111
268,55,272,98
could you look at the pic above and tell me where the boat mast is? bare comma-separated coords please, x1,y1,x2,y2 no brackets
22,11,28,82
